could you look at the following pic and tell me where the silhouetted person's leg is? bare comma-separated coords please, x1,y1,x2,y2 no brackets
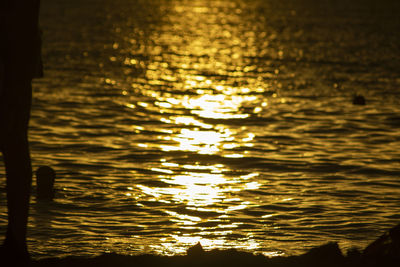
1,0,41,261
1,78,32,257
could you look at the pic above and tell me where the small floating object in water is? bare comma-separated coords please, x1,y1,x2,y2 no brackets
36,166,56,200
352,94,366,105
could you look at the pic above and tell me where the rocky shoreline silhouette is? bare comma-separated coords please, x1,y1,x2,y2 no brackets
32,223,400,267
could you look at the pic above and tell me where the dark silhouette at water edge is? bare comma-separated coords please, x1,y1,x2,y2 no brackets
32,222,400,267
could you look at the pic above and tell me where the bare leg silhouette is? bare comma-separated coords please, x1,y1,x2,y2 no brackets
1,79,32,258
1,0,41,262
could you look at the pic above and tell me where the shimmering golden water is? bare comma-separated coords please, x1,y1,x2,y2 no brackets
1,0,400,259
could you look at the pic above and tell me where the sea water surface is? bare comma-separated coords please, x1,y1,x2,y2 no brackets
1,0,400,259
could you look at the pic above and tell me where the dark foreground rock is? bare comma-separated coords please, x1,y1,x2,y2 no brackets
361,223,400,266
32,223,400,267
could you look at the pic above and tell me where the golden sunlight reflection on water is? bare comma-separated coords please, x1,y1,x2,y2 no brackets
115,0,276,254
131,70,265,250
131,72,263,249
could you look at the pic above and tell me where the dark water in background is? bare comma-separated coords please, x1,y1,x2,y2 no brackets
1,0,400,259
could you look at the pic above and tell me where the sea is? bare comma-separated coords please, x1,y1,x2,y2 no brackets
1,0,400,260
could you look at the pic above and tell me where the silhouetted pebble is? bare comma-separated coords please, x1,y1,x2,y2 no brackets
187,242,205,257
303,242,344,263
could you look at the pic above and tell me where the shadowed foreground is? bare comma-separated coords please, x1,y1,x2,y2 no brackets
32,223,400,267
